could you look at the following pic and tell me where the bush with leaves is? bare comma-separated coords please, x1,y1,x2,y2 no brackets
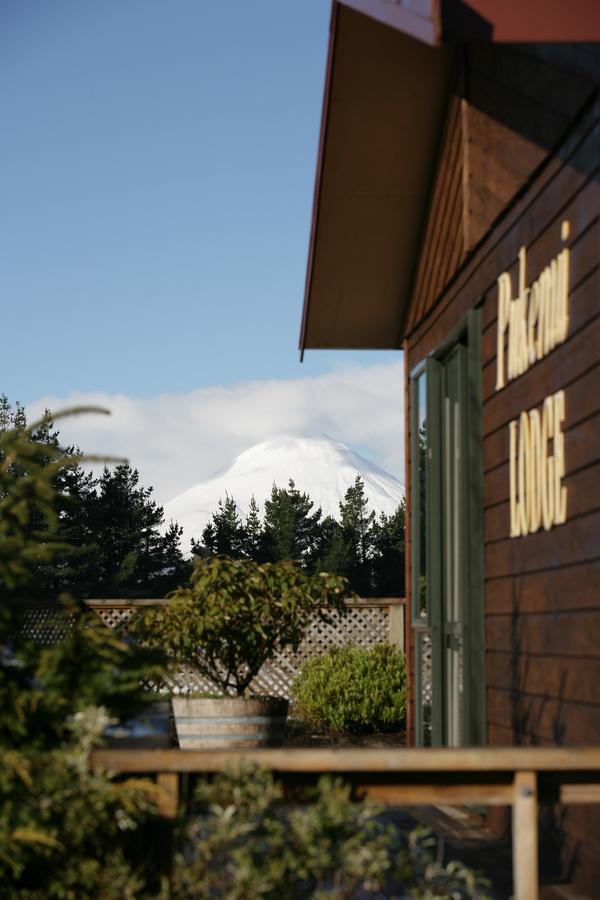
171,767,393,899
0,409,167,898
169,766,491,900
131,555,349,696
292,644,407,733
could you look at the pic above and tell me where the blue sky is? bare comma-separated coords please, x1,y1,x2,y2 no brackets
1,0,399,403
3,1,404,497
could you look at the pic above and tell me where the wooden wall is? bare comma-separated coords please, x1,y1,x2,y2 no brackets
404,44,599,893
405,92,466,333
404,42,596,335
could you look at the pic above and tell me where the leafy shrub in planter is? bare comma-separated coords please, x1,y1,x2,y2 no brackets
131,556,349,696
292,644,407,733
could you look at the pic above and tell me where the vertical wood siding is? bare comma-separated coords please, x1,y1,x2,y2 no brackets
405,93,466,333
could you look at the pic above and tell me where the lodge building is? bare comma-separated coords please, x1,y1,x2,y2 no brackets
300,1,600,892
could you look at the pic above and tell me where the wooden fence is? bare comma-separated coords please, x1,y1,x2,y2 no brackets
90,745,600,900
22,597,405,700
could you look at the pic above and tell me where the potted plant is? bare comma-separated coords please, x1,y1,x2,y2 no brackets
130,556,348,748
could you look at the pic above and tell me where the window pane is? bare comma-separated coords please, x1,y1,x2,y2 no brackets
417,631,432,747
445,633,463,748
417,372,427,617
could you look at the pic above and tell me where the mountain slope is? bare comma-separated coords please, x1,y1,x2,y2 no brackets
164,435,404,546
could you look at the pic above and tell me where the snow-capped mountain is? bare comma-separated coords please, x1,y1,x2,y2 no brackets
164,435,404,547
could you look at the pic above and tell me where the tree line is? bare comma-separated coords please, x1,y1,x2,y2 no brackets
0,396,188,599
192,476,405,597
1,395,405,598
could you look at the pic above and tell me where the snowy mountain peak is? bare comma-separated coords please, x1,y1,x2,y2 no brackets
164,435,404,547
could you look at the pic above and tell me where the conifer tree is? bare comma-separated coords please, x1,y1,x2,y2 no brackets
371,501,406,596
310,514,349,576
338,475,375,596
200,494,246,558
87,463,182,596
0,398,188,599
243,495,264,560
262,479,323,565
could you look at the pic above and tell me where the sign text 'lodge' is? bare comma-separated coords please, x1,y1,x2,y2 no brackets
496,222,571,538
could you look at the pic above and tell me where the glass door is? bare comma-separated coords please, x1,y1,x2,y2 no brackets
411,312,485,748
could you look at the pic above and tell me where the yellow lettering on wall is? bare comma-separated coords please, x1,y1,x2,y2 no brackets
541,395,554,532
508,389,567,537
554,390,567,525
496,272,511,390
528,408,542,534
517,410,530,536
495,222,570,392
509,420,519,537
527,280,539,366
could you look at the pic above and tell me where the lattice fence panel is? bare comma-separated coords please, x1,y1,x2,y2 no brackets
21,603,394,701
21,606,77,646
94,607,134,633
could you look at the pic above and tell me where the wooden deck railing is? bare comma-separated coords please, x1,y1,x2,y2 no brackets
90,745,600,900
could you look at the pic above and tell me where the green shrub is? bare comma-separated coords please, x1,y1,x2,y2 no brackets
131,556,349,696
292,644,407,733
171,767,393,899
169,766,490,899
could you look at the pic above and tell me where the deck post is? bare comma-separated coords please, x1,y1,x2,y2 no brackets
512,770,538,900
156,772,179,818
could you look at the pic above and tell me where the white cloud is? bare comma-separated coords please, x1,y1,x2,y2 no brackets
26,360,404,505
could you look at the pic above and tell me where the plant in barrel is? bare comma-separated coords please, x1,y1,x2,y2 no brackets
130,556,348,747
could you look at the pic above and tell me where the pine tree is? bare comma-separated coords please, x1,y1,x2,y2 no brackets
0,402,86,596
200,494,246,558
0,393,26,434
157,519,190,593
192,525,213,557
243,495,264,560
262,479,323,565
371,500,406,596
338,475,375,596
310,514,349,576
0,398,187,598
86,464,165,596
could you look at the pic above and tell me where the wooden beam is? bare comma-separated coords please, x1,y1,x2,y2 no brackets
360,782,514,806
90,746,600,775
560,784,600,804
512,770,538,900
388,602,405,650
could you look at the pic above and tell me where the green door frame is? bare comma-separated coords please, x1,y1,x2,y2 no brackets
410,309,485,747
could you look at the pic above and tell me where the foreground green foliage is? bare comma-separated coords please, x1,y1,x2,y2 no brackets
170,767,490,899
131,556,349,695
293,644,407,733
0,410,167,898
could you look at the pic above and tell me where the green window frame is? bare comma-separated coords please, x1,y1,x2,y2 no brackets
410,357,442,746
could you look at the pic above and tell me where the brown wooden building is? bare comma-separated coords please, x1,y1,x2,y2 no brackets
300,1,600,892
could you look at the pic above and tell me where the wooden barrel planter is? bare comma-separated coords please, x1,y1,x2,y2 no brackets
171,696,289,748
